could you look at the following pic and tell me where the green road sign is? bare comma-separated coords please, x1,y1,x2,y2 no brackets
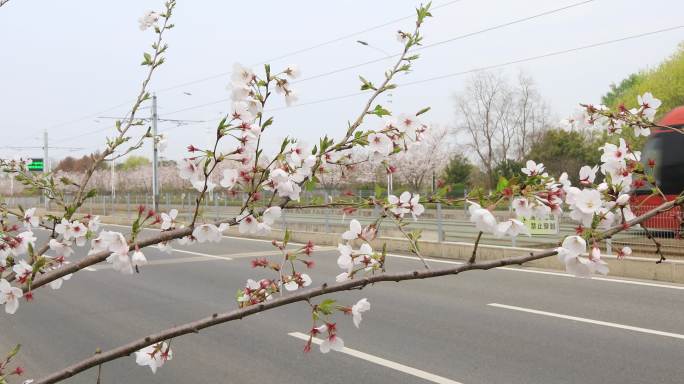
27,158,44,172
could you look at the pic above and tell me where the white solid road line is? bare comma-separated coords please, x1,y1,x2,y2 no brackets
100,224,684,291
288,332,463,384
488,303,684,340
496,266,684,290
171,248,233,260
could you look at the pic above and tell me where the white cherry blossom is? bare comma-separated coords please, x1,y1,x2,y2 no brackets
138,10,159,31
521,160,544,176
578,165,598,185
0,278,23,314
320,335,344,354
616,194,630,206
193,224,222,243
87,216,101,232
13,231,36,256
131,249,148,267
335,272,350,282
238,214,259,234
220,168,239,189
160,209,178,230
231,62,256,87
107,252,134,275
556,236,608,277
468,202,497,233
49,239,74,258
337,244,353,270
495,219,529,238
49,272,72,290
23,207,39,229
368,133,392,156
262,206,282,226
284,65,300,79
135,342,172,373
637,92,661,121
342,219,362,240
351,298,371,328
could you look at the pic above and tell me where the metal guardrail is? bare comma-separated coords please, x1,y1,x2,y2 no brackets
4,194,682,259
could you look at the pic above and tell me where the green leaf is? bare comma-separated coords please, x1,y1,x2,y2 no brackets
359,75,376,91
374,184,385,198
415,107,431,116
261,117,274,130
496,176,509,193
304,178,317,192
6,344,20,360
370,105,391,117
283,229,291,246
318,299,336,315
85,188,98,199
141,52,152,66
32,256,46,275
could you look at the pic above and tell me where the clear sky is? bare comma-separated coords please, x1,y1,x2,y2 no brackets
1,0,682,163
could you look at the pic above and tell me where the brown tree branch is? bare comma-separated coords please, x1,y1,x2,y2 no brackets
32,195,684,384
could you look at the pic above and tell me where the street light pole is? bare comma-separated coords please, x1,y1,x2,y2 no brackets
43,129,49,209
151,93,159,212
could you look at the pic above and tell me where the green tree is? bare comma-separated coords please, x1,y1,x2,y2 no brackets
117,155,151,171
601,73,643,108
493,159,524,180
443,154,472,186
526,129,600,182
601,42,684,120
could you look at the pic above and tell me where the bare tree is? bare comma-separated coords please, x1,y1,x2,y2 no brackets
454,72,512,188
513,73,551,159
454,71,552,187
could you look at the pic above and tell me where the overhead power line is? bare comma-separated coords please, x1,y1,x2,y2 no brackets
292,0,595,85
41,0,466,134
162,0,597,117
164,24,684,127
52,116,206,144
155,0,466,93
96,116,206,123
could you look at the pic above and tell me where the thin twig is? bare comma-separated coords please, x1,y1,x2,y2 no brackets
641,225,665,263
391,216,429,269
469,231,483,264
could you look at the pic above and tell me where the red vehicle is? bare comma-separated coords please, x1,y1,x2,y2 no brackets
631,106,684,233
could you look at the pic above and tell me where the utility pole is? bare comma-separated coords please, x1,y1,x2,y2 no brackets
43,130,48,172
110,161,116,200
151,93,159,212
43,130,49,209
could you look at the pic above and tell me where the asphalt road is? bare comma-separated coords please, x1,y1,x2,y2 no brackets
2,225,684,384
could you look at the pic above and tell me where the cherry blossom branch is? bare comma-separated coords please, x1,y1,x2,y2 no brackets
649,122,684,135
67,3,174,220
21,222,188,291
32,195,684,384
